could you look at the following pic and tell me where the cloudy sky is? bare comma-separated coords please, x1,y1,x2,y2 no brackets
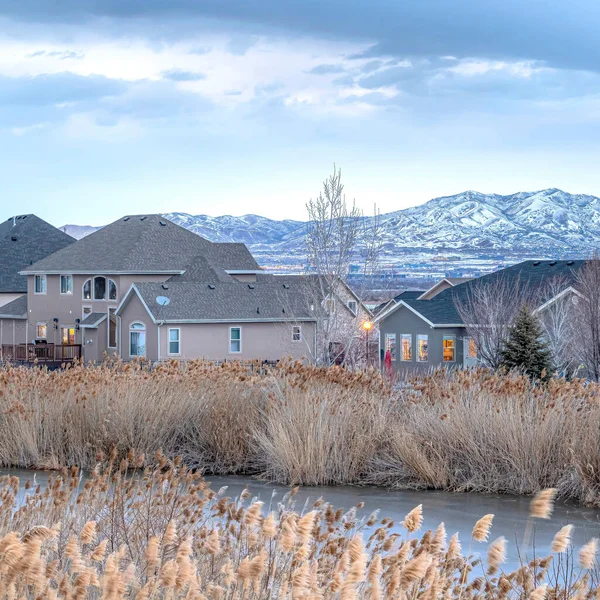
1,1,599,226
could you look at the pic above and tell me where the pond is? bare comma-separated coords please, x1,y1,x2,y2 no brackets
4,468,600,571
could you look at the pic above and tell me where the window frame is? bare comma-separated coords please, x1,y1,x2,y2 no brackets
417,334,429,362
61,327,76,345
347,300,358,316
384,332,397,361
82,279,92,300
107,307,117,349
59,274,73,295
167,327,181,356
401,333,413,362
108,279,117,301
292,325,302,343
36,322,47,340
229,326,242,354
34,274,47,295
129,321,146,358
443,335,456,363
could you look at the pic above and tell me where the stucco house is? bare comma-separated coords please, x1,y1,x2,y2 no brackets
0,214,340,364
0,214,74,308
375,260,585,373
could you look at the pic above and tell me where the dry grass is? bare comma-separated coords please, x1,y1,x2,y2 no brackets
0,457,598,599
2,361,600,505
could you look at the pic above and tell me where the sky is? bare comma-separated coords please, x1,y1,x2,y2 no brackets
1,1,600,226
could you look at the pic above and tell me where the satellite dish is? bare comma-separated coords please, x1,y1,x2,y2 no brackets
156,296,170,307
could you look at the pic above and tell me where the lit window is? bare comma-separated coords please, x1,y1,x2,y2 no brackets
385,333,396,361
34,275,46,294
108,308,117,349
83,280,92,300
168,328,180,355
36,323,47,339
417,334,428,362
292,326,302,342
347,300,357,315
230,327,242,353
129,322,146,357
401,334,412,361
61,327,75,345
60,275,73,295
467,337,477,359
443,335,455,362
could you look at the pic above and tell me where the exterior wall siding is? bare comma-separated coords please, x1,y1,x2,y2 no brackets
118,293,316,362
0,318,27,346
378,305,467,373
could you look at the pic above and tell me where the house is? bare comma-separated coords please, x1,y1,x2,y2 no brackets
375,260,585,372
0,214,74,308
0,214,329,364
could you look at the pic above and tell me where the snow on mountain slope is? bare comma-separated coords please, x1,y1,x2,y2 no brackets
65,188,600,257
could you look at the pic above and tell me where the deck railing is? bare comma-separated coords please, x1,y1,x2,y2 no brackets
0,343,82,363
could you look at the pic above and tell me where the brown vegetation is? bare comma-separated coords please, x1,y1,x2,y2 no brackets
2,360,600,505
0,457,598,598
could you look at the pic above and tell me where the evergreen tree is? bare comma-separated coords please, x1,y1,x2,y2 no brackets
500,304,553,380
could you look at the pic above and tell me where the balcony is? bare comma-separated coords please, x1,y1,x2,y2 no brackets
1,343,82,365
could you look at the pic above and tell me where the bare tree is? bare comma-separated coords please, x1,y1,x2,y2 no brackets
573,255,600,381
538,276,578,377
455,276,541,369
304,165,381,366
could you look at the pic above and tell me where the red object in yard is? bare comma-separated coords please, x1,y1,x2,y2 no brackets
384,350,393,378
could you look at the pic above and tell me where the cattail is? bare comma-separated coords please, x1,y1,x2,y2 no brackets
530,489,558,519
80,521,96,545
487,537,507,574
551,525,573,553
402,505,423,534
472,514,494,542
579,538,597,569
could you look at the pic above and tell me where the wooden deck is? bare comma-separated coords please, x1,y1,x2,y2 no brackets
1,343,82,364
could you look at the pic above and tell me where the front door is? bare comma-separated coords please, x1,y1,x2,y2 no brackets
61,327,75,345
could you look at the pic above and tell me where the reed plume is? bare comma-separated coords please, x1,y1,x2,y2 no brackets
552,525,573,553
530,489,558,519
472,514,494,542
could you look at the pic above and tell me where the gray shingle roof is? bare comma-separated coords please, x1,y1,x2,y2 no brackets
0,214,74,292
395,260,586,326
23,215,260,274
126,280,317,322
0,295,27,319
80,312,107,328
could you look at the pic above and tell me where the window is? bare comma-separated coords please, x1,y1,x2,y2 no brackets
108,280,117,301
417,334,428,362
34,275,46,295
62,327,75,345
229,327,242,353
384,333,396,361
36,323,47,339
292,326,302,342
401,334,413,361
443,335,455,362
82,305,92,320
83,279,92,300
60,275,73,295
168,328,180,355
324,298,335,314
129,322,146,357
108,308,117,349
467,337,477,359
94,276,106,300
347,300,357,316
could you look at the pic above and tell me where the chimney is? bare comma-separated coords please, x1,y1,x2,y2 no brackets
12,216,16,227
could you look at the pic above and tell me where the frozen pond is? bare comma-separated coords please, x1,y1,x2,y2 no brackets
4,468,600,571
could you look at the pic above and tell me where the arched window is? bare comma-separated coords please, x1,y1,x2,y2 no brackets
94,276,106,300
129,322,146,357
108,279,117,300
83,279,92,300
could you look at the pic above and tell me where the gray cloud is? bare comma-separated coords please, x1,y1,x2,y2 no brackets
1,0,598,72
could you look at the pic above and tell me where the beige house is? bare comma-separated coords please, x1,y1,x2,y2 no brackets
0,214,320,364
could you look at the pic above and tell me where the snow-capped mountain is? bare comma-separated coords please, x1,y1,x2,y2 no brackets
65,189,600,261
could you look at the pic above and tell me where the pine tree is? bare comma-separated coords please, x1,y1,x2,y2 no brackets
500,304,553,380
